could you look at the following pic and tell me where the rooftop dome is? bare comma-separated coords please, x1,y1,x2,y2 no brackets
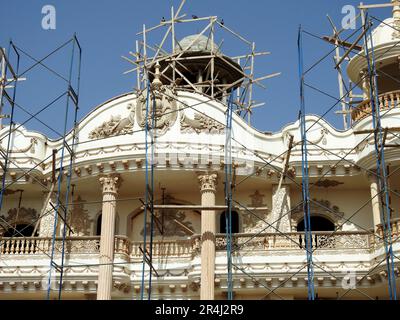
368,17,400,48
176,34,219,52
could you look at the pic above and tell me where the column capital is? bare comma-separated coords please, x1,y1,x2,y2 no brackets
99,174,122,195
197,172,218,193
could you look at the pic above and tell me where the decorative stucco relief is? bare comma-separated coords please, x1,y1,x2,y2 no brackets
69,196,92,236
242,190,269,233
140,209,195,237
312,179,344,188
180,112,225,134
88,104,135,139
136,63,178,135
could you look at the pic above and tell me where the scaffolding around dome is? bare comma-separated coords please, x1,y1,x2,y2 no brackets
123,0,280,125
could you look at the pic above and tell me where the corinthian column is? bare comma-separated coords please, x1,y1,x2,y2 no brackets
97,174,121,300
368,172,381,233
197,172,218,300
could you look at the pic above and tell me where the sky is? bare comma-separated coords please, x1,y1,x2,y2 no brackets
0,0,394,139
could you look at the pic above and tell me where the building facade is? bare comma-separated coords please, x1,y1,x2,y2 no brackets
0,3,399,300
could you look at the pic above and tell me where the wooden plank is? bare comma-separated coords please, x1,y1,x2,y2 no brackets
322,36,362,51
354,127,400,134
359,2,400,9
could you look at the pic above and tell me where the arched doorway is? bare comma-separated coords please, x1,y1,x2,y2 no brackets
220,211,239,234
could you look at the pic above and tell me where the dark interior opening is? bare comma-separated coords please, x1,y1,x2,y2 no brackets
220,211,239,234
4,224,36,237
297,216,335,232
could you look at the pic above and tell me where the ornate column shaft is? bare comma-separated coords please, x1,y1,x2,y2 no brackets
270,184,291,232
39,190,58,237
198,172,218,300
97,174,121,300
368,173,381,232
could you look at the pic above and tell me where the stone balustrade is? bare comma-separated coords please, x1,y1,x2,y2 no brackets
130,239,194,257
213,231,372,251
351,90,400,122
0,236,101,255
0,231,377,257
376,218,400,239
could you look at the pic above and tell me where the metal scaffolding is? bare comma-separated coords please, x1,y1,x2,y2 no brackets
0,36,82,300
0,0,399,301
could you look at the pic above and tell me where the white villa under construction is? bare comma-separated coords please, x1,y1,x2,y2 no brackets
0,0,399,300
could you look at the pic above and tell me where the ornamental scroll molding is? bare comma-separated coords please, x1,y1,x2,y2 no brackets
180,112,225,134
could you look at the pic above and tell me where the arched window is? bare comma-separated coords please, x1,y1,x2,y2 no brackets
96,214,119,236
296,216,335,232
4,224,36,237
220,211,239,234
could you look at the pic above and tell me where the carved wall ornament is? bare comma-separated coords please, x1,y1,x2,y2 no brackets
248,190,266,207
136,63,178,136
68,196,92,236
312,179,344,188
180,112,225,134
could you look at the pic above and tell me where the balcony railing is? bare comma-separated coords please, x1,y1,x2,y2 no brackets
0,231,375,257
376,218,400,239
0,236,101,255
351,90,400,122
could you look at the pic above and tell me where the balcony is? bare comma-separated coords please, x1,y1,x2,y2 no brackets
351,90,400,122
0,229,393,258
